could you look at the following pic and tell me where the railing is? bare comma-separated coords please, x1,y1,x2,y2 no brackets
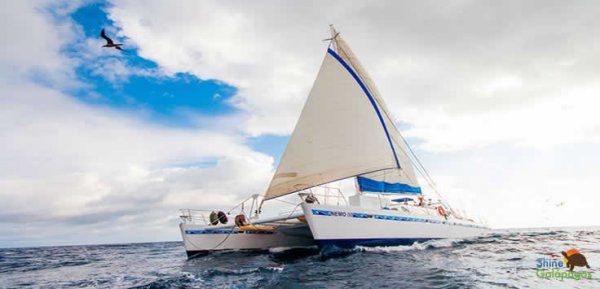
179,209,214,225
180,194,263,225
179,186,349,225
298,186,348,206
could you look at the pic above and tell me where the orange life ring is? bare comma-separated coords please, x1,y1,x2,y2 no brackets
437,206,446,216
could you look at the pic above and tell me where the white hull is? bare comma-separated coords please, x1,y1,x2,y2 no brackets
179,222,314,258
301,203,488,249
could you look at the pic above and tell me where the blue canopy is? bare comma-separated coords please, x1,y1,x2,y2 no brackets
357,176,422,194
391,197,414,203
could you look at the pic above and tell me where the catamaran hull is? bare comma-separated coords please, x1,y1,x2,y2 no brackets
179,223,315,258
301,203,488,250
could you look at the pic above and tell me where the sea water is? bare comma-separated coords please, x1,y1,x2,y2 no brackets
1,228,598,288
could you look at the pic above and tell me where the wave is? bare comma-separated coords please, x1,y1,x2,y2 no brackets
357,238,462,253
268,245,317,253
203,266,284,277
128,273,197,289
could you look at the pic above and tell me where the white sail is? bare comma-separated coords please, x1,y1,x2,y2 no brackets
333,35,421,193
264,32,419,200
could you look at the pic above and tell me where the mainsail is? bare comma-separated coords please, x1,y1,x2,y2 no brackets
263,29,420,200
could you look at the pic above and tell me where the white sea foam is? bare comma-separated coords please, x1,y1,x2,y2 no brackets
268,245,317,253
269,246,295,253
265,266,284,272
358,238,462,253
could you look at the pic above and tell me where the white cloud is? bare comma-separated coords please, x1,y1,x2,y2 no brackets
0,81,275,246
0,0,79,85
0,0,275,247
401,86,600,151
108,0,600,149
432,173,600,229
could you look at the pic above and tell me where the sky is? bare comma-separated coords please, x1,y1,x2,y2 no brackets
2,0,600,248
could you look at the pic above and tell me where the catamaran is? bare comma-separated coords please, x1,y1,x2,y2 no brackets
179,26,488,258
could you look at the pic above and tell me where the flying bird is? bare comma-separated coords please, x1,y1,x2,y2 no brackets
100,29,124,51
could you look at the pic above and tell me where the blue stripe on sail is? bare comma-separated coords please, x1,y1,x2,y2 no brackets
327,48,400,169
356,176,422,194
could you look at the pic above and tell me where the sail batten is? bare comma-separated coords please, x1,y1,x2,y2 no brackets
263,32,419,200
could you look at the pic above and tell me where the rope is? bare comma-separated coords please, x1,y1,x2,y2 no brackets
209,227,238,251
272,198,299,206
394,132,459,216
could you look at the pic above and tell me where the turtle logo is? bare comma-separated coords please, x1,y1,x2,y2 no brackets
536,248,593,280
562,248,591,271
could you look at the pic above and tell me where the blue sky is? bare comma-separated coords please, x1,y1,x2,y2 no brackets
67,2,237,127
63,2,288,159
54,1,333,169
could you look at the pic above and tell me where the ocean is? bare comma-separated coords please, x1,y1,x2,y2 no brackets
1,228,598,288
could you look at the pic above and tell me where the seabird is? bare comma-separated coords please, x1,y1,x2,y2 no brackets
100,29,124,51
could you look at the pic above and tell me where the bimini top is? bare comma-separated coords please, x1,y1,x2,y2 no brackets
263,28,421,200
391,197,414,203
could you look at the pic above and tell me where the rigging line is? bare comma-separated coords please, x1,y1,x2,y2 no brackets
383,114,438,189
374,98,434,185
337,42,453,212
351,61,436,188
388,126,459,215
388,137,421,186
330,34,429,186
184,225,238,252
282,203,303,220
392,138,433,191
336,39,442,200
339,60,421,186
244,203,302,235
210,227,239,251
378,103,440,193
211,207,260,251
404,153,452,212
339,34,460,217
272,198,299,206
398,132,438,188
333,38,424,180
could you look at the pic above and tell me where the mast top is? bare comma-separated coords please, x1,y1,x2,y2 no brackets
329,24,338,38
324,24,340,51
